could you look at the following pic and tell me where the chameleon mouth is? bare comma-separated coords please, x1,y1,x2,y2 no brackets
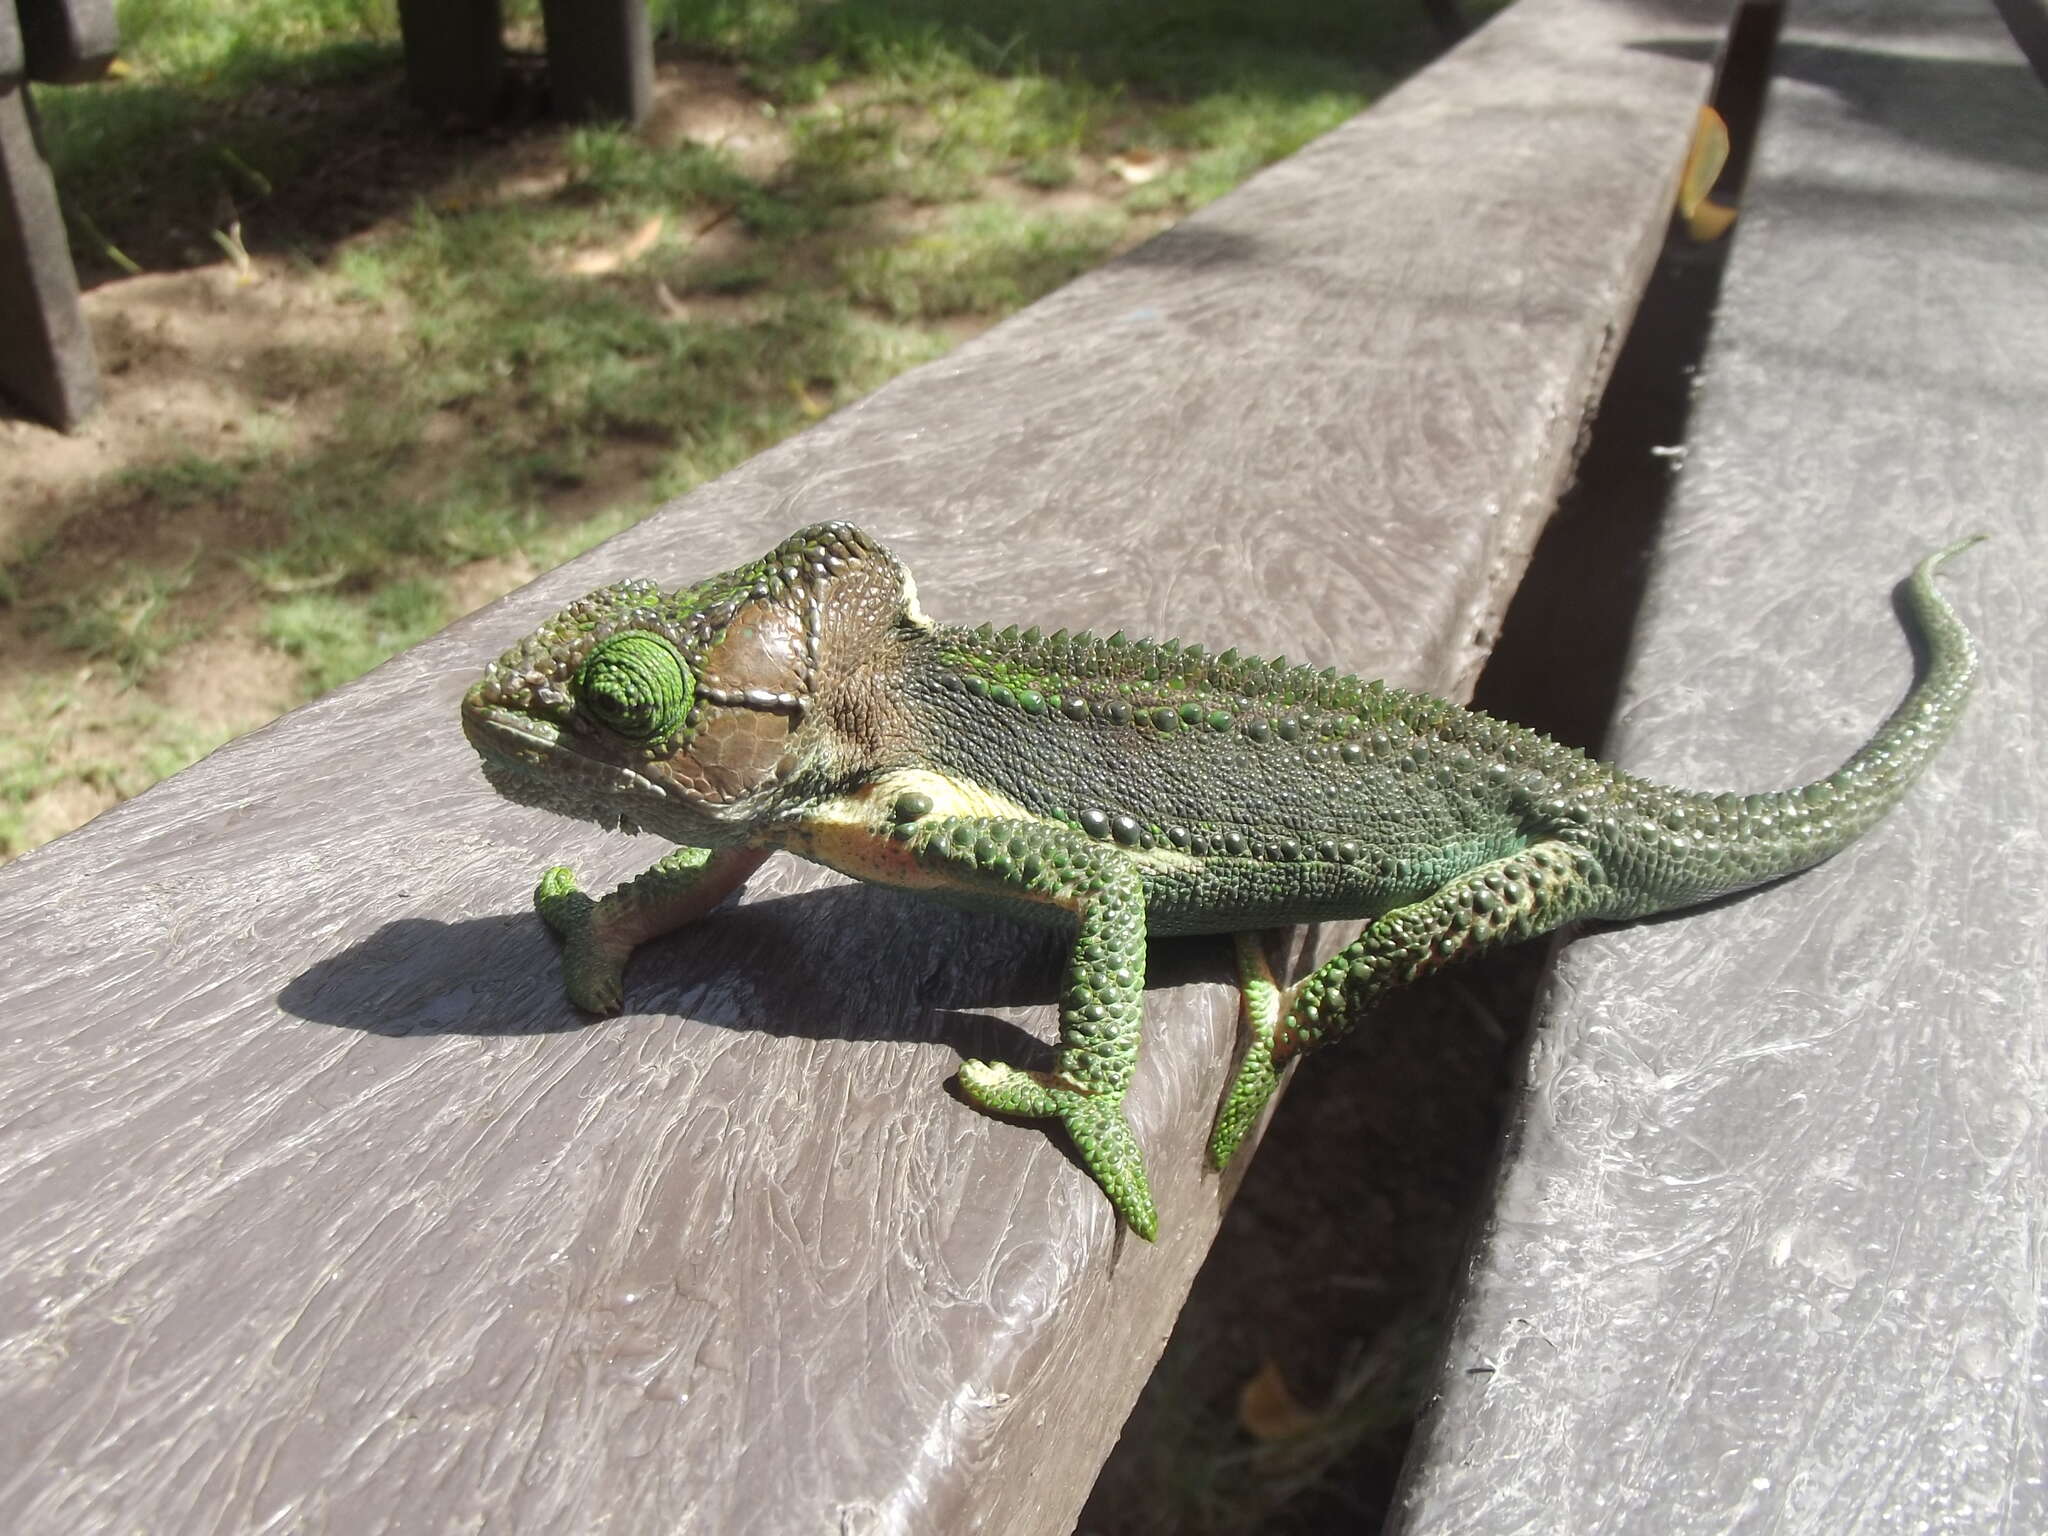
463,705,672,809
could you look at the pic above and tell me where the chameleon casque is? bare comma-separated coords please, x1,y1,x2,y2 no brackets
463,523,1981,1240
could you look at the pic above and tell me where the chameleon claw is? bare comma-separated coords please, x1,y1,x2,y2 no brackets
1063,1095,1159,1242
959,1061,1160,1241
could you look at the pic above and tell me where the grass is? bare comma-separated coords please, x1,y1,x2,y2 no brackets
840,203,1127,318
262,577,449,693
31,556,203,684
36,0,408,273
5,0,1467,874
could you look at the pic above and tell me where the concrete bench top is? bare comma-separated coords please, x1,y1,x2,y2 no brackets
1393,1,2048,1529
2,8,22,87
0,1,1725,1530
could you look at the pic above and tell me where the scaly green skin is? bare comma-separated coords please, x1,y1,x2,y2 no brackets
462,524,1984,1240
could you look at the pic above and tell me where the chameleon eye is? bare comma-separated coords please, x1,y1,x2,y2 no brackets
577,632,693,741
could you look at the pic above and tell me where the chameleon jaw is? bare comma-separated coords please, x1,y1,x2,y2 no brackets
464,705,688,840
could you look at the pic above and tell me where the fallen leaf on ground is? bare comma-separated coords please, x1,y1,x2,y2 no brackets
568,215,667,275
1108,150,1165,184
654,280,690,320
1238,1358,1322,1442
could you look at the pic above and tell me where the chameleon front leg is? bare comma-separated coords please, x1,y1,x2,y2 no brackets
1209,839,1602,1170
536,844,769,1013
875,813,1159,1240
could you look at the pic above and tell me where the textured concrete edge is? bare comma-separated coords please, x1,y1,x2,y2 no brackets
1386,4,2047,1532
2,6,25,83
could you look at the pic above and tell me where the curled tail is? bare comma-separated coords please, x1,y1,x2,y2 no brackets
1602,537,1983,917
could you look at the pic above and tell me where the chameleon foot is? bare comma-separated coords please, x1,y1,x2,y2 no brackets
959,1060,1160,1241
534,866,631,1014
1208,931,1289,1170
531,847,768,1016
1209,1043,1281,1172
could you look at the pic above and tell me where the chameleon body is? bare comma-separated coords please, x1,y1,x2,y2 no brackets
462,523,1982,1240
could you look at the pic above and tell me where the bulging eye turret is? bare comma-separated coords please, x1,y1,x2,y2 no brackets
577,632,693,741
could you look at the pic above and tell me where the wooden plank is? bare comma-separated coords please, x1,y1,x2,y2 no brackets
1393,1,2048,1530
14,0,117,84
0,2,1725,1530
0,82,99,427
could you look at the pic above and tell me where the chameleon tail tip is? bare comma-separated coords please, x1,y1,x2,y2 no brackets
1934,532,1991,565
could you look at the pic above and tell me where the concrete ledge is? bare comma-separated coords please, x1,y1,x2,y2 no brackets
1395,2,2048,1529
0,3,1725,1530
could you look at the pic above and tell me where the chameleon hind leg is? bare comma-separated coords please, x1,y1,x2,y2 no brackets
1204,930,1290,1171
1209,839,1602,1170
879,815,1159,1239
535,845,769,1013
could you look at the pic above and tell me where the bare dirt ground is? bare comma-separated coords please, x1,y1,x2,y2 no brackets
2,261,473,849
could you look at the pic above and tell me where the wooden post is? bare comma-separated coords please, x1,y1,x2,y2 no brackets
396,0,503,121
13,0,117,83
1,0,111,429
539,0,652,124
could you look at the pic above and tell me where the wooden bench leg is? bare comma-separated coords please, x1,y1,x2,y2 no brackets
0,82,98,430
15,0,121,84
396,0,504,121
539,0,652,125
398,0,651,126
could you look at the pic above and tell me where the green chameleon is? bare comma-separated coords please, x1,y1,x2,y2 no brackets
463,523,1981,1240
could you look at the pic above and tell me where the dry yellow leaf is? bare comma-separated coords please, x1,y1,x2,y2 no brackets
1679,105,1730,219
1237,1357,1321,1442
1687,198,1739,242
567,215,667,276
620,215,665,262
1108,150,1165,185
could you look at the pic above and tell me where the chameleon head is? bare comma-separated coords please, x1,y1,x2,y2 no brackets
462,521,923,844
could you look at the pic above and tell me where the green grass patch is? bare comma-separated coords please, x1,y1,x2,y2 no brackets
31,559,204,686
262,576,450,693
118,452,257,508
658,0,1420,100
26,0,1441,647
0,691,68,856
38,0,403,275
0,688,241,855
564,128,766,217
841,203,1125,319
